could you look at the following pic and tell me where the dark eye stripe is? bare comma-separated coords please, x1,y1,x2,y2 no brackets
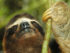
31,21,45,36
6,25,18,41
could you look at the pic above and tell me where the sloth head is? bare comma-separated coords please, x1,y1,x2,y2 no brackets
3,13,45,53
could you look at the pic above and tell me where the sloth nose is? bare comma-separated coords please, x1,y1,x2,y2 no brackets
20,22,30,29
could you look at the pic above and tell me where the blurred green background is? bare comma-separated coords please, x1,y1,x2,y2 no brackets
0,0,70,51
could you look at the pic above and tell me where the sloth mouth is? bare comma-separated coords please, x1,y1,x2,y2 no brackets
21,28,35,34
16,27,36,38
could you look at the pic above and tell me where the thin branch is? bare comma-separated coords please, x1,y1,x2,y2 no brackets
41,0,52,53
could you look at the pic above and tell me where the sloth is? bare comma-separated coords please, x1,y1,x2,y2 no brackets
3,13,45,53
3,13,60,53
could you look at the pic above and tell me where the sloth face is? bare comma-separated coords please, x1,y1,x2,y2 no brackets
6,18,44,40
3,13,45,53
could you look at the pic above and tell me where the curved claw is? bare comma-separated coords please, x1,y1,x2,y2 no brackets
42,8,52,22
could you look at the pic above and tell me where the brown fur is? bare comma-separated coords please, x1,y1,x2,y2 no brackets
3,13,45,53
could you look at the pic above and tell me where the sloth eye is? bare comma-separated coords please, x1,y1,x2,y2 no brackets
6,25,18,40
31,21,45,36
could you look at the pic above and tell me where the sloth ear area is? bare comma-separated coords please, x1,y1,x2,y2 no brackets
5,25,18,37
31,21,45,36
4,25,18,41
